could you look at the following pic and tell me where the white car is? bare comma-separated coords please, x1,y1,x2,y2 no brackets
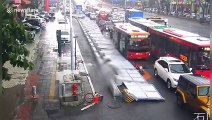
61,29,70,43
154,57,193,89
58,18,68,24
26,14,46,23
89,13,96,20
77,13,85,19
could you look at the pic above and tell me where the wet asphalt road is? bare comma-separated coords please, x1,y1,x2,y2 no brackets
46,12,196,120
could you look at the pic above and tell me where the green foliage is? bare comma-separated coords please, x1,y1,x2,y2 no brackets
0,2,34,80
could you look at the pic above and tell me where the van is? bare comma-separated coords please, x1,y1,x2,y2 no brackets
176,75,210,118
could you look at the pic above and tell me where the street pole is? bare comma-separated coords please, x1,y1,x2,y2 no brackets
64,0,67,29
70,0,75,70
124,0,127,22
74,36,77,70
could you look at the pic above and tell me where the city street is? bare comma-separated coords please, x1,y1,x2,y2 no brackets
1,0,210,120
46,14,195,120
102,2,210,38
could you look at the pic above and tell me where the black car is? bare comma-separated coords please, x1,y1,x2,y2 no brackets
23,23,40,33
84,11,90,17
49,12,55,19
38,15,49,22
23,19,46,29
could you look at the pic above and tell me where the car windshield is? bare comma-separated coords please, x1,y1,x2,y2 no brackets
198,86,210,96
61,31,69,35
169,64,191,73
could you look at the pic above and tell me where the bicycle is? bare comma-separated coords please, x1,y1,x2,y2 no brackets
81,92,103,111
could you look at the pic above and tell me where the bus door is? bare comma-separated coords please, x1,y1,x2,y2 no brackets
194,48,210,78
150,34,166,57
117,31,121,50
119,33,126,55
112,30,120,49
188,49,197,68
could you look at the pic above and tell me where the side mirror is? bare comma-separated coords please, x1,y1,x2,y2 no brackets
164,68,168,72
189,68,192,71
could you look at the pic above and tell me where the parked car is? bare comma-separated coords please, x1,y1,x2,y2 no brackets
23,19,46,29
38,15,49,22
23,23,40,33
84,11,90,17
170,11,176,16
190,13,196,19
61,29,70,43
58,18,68,24
49,12,56,20
176,75,210,118
206,15,210,23
154,57,193,89
77,13,86,19
89,13,96,20
25,14,46,23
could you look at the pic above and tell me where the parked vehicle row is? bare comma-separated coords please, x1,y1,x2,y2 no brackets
21,10,56,40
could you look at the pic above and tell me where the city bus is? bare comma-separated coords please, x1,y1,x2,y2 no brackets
129,18,167,32
149,28,210,78
146,16,168,26
112,23,151,59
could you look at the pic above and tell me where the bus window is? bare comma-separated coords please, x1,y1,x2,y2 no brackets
150,35,166,57
196,50,210,70
166,40,180,56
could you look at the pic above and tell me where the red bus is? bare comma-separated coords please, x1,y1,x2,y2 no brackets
113,23,151,59
129,18,167,32
149,28,210,79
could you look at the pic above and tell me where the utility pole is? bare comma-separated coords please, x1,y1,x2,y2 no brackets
64,0,67,29
70,0,75,70
124,0,127,22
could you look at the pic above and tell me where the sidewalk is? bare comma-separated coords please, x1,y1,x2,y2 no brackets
30,16,93,118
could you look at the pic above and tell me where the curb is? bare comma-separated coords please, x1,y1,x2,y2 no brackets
76,18,122,99
77,18,104,65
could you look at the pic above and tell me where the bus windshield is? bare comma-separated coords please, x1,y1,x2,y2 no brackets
128,38,150,52
196,49,210,70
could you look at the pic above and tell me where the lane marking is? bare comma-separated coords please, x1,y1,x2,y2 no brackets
49,61,56,100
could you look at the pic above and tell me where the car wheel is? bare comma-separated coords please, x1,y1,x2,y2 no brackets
176,94,184,107
154,69,158,77
167,79,172,89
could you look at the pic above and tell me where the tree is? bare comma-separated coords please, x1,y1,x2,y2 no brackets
0,0,34,89
29,0,42,9
198,0,209,19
